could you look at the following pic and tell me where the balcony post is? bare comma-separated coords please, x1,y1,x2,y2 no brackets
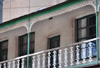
96,0,99,64
27,19,30,68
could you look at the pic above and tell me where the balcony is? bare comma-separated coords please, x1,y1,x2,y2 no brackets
0,37,99,68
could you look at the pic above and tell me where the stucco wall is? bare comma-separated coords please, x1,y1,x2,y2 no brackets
0,27,27,59
31,5,95,52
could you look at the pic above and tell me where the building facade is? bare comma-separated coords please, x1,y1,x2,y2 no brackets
3,0,66,22
0,0,100,68
0,0,3,23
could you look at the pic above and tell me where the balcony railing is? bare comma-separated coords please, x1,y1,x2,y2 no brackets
0,37,100,68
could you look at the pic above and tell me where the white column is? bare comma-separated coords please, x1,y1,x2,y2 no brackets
70,47,74,66
58,49,62,68
42,53,46,68
64,48,68,67
76,45,80,65
88,42,93,62
32,56,35,68
48,52,51,68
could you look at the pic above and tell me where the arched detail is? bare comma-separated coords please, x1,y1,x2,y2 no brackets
88,0,100,12
0,21,28,34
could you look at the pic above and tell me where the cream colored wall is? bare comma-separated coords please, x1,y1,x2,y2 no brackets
3,0,66,22
31,6,95,52
0,27,27,60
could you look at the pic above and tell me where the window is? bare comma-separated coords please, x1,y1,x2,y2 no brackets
75,14,96,59
19,32,35,56
19,32,35,68
48,35,60,68
0,40,8,62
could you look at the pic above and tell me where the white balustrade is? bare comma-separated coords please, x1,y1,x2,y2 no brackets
58,49,62,68
0,64,1,68
42,53,46,68
4,63,6,68
88,42,93,62
0,38,98,68
12,61,15,68
32,56,35,68
8,62,11,68
17,59,20,68
64,48,68,67
53,50,56,68
21,58,24,68
70,47,74,66
82,43,86,64
48,52,51,68
76,45,80,65
37,55,40,68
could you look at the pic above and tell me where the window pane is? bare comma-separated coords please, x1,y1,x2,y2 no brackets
30,43,34,53
0,40,8,61
50,35,60,49
78,18,87,29
2,54,6,60
89,26,96,36
1,50,7,61
1,41,8,49
23,35,27,44
30,33,35,42
23,45,27,54
88,16,96,26
78,29,87,39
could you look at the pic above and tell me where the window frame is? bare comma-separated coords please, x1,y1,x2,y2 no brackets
0,40,8,62
18,32,35,56
75,14,96,42
75,14,96,60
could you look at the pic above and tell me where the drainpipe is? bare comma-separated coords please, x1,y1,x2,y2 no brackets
27,20,30,68
96,0,99,64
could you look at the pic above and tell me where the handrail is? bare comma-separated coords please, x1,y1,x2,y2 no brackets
0,37,100,64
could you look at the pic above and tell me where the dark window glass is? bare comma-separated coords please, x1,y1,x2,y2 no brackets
19,33,35,68
0,40,8,62
75,14,96,59
19,32,35,56
48,35,60,68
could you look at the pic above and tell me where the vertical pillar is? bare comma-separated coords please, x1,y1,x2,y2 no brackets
96,0,99,63
27,20,30,68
